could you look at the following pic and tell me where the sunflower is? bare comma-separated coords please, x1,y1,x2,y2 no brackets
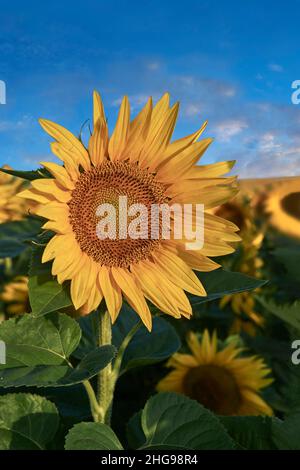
19,92,239,330
265,179,300,239
157,329,273,416
0,166,35,223
0,276,30,315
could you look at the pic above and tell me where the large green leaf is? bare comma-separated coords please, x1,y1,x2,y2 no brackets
113,306,181,374
0,218,42,258
0,393,59,450
136,392,235,450
29,274,72,316
190,269,267,306
65,423,123,450
257,297,300,333
0,313,115,387
272,247,300,282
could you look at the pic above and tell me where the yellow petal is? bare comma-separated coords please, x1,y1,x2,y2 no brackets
31,179,71,203
40,162,75,190
185,160,236,178
39,118,90,171
153,249,206,296
93,90,106,127
88,119,108,166
70,257,96,309
50,142,80,181
18,188,53,204
35,201,69,222
122,97,152,162
157,138,213,182
111,267,152,330
108,96,130,160
99,266,122,323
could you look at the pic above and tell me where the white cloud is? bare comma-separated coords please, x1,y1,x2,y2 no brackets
146,62,160,71
214,119,248,142
268,63,283,72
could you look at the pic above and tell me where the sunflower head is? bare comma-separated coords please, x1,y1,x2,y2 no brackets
157,329,273,416
0,276,30,315
0,166,36,224
265,179,300,239
19,92,240,330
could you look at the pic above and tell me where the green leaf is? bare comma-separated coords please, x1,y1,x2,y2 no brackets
0,218,42,258
126,410,145,449
272,413,300,450
65,422,123,450
221,416,277,450
76,305,181,372
0,313,115,387
29,274,72,316
0,167,51,181
257,297,300,333
137,392,235,450
0,393,59,450
113,305,181,373
190,269,267,306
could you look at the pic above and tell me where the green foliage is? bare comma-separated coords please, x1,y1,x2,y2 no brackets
0,313,116,387
257,297,300,333
0,218,42,258
29,274,72,316
65,423,123,450
191,268,267,306
130,392,235,450
0,393,59,450
0,167,51,181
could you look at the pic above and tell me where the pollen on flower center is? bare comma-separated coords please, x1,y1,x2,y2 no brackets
68,161,168,267
182,364,241,415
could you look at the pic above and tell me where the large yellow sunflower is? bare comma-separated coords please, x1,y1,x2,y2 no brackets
157,329,273,416
265,179,300,239
19,92,240,330
0,166,35,223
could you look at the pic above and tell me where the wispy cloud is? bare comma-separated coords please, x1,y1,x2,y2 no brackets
214,119,248,142
268,63,283,72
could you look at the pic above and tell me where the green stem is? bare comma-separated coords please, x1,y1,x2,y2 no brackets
97,309,113,425
83,380,103,422
112,320,142,379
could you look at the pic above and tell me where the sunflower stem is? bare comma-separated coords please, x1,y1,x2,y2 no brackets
96,309,114,425
83,380,104,422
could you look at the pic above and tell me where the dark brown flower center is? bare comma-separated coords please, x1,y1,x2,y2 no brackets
280,192,300,220
182,364,241,415
68,161,167,267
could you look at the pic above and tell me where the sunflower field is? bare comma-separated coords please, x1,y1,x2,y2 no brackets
0,92,300,452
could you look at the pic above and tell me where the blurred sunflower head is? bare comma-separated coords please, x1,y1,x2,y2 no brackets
265,179,300,239
157,329,273,416
0,166,35,223
19,92,240,330
0,276,30,315
218,203,265,335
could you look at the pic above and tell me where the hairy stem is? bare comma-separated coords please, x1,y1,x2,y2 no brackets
97,309,113,425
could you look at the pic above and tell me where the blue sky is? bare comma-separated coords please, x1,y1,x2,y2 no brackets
0,0,300,177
